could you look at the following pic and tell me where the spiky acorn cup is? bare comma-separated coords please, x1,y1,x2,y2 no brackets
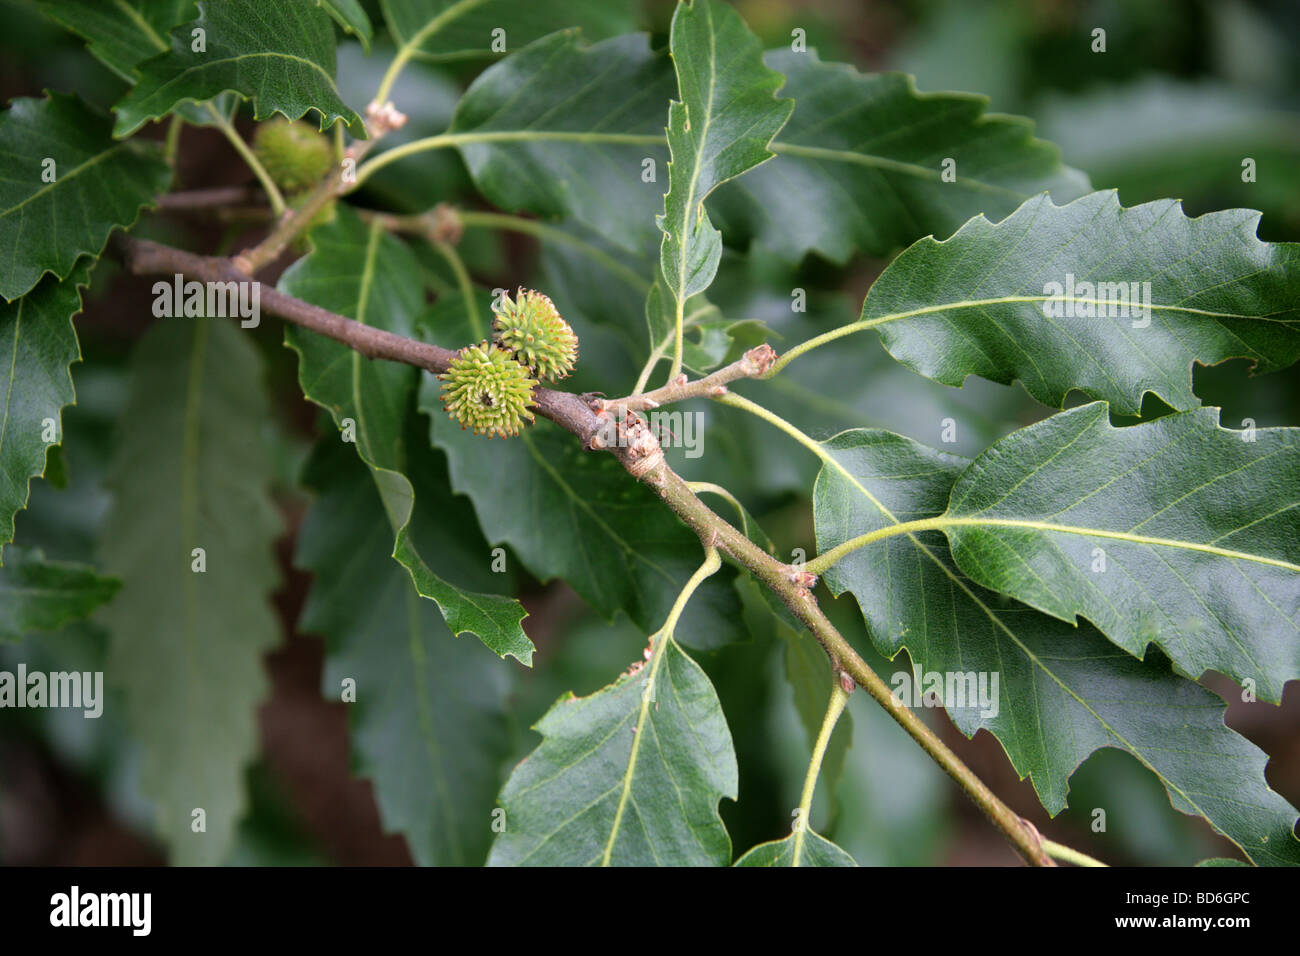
252,117,334,194
493,289,578,382
440,342,538,438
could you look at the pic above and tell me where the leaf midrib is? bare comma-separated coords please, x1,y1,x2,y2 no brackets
945,517,1299,572
668,0,720,303
114,0,169,53
602,633,673,865
769,141,1028,198
1,145,131,220
439,130,1054,198
405,583,464,864
349,219,384,463
860,295,1292,328
386,0,491,60
179,319,209,762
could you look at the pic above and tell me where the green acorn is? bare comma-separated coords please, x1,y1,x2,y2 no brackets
252,117,334,194
440,342,538,438
493,289,578,382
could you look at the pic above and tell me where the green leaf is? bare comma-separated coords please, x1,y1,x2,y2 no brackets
113,0,365,137
488,634,736,865
658,0,792,305
442,38,1087,268
280,207,532,663
447,30,673,254
812,428,1300,865
857,190,1300,414
280,210,420,478
37,0,197,81
381,0,639,63
99,318,281,866
390,515,533,664
531,222,653,369
0,94,169,301
713,50,1089,264
317,0,372,51
296,436,511,865
0,546,119,641
0,264,90,563
734,830,857,866
940,402,1299,702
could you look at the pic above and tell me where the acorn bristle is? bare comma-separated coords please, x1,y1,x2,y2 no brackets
438,342,537,438
492,289,579,382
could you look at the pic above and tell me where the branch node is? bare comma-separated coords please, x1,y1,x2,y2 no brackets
744,342,778,376
426,202,463,245
790,568,818,589
1017,817,1055,866
623,415,665,479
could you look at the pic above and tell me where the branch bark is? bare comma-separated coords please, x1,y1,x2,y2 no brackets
157,186,265,211
115,233,1054,867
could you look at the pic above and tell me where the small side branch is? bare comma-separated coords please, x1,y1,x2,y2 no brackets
1043,838,1108,867
606,344,778,413
120,237,457,371
793,678,850,866
232,102,406,275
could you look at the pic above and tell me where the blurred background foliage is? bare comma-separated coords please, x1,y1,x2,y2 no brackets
1,0,1296,866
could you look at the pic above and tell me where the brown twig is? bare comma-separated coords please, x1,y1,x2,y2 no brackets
157,186,265,211
118,237,601,441
115,233,1054,867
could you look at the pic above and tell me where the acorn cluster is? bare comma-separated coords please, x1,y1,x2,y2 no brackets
439,290,579,438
